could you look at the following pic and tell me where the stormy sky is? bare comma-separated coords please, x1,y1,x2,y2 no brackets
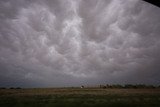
0,0,160,87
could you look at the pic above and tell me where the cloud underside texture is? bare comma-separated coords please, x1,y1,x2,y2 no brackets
0,0,160,87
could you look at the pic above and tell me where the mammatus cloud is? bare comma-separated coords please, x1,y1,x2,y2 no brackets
0,0,160,87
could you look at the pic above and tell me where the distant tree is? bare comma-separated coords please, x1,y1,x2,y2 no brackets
124,84,134,88
16,87,22,89
147,85,155,89
112,84,123,88
106,84,110,88
0,87,6,89
136,84,146,88
100,85,106,89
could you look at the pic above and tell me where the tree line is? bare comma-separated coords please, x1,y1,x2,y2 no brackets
99,84,160,89
0,84,160,89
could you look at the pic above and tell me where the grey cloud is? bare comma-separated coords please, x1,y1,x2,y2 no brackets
0,0,160,87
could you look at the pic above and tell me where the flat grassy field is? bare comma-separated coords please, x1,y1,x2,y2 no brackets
0,88,160,107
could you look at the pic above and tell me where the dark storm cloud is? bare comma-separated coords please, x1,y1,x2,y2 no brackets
0,0,160,87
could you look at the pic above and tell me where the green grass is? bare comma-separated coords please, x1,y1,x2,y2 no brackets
0,88,160,107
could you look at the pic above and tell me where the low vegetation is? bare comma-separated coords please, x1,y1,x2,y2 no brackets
0,86,160,107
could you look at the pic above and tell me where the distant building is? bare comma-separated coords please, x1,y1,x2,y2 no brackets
81,85,84,88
